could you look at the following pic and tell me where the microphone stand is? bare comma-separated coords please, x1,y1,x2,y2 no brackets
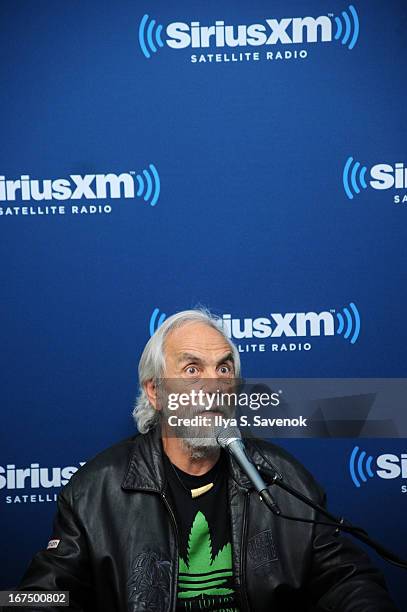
257,461,407,570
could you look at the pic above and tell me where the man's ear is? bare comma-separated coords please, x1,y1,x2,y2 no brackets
144,379,159,410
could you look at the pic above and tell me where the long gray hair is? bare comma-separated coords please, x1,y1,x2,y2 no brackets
132,308,241,433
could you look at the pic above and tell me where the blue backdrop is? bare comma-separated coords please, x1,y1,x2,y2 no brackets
1,1,406,608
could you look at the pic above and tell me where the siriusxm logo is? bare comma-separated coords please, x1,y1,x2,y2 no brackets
138,5,359,59
343,157,407,201
0,164,160,207
349,446,407,490
0,461,85,490
149,302,361,344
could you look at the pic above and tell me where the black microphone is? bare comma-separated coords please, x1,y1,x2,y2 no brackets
215,425,281,515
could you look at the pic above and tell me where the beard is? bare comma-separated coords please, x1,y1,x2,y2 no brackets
158,382,236,459
180,436,220,460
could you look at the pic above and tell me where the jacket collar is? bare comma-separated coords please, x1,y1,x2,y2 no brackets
121,426,265,493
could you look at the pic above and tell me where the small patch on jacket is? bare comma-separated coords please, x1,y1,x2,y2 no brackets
46,539,60,550
247,529,278,568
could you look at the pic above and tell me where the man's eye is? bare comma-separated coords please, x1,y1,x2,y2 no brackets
218,365,232,375
186,366,198,375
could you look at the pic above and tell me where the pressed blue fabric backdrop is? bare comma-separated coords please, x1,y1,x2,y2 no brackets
0,1,406,607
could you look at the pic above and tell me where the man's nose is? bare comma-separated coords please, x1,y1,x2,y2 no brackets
200,376,233,394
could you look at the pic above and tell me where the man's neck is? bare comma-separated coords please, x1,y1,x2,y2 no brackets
161,432,220,476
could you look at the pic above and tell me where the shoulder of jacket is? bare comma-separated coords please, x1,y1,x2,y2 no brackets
61,433,141,500
245,436,325,501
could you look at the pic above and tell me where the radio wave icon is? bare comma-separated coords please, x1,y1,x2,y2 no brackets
139,14,164,59
149,308,166,336
136,164,160,206
343,157,368,200
349,446,375,488
335,302,361,344
334,5,360,50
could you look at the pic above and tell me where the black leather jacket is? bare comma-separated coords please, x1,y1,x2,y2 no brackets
16,427,398,611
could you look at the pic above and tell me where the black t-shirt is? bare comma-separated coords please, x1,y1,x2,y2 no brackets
163,450,240,612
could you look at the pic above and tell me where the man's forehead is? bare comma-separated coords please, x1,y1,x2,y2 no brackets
175,350,233,365
164,322,231,357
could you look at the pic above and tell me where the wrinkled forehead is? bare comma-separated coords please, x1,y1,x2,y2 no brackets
163,321,232,362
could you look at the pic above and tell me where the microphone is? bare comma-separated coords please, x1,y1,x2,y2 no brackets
216,425,281,515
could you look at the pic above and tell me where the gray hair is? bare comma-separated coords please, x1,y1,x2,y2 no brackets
132,308,241,433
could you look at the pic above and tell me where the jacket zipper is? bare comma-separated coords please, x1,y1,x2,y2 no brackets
240,490,251,611
161,492,179,612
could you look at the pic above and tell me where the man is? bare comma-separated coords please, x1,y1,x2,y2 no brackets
15,309,398,611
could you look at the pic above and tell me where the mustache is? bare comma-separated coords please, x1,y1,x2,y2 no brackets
162,401,234,418
181,405,233,418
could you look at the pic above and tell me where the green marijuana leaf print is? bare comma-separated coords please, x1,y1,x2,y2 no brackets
178,511,234,598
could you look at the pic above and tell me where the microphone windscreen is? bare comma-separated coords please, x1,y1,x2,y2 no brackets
215,424,242,447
